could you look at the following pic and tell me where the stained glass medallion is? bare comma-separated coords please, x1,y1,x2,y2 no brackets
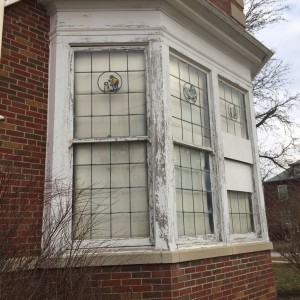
183,83,197,103
98,72,122,93
227,103,239,121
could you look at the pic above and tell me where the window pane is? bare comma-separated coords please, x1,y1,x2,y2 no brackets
111,116,129,136
179,60,189,82
131,212,150,237
111,93,128,115
74,144,91,165
74,52,91,72
74,166,91,189
170,56,210,148
73,49,148,241
73,214,91,240
74,117,91,138
112,213,131,237
228,191,254,234
92,52,109,72
110,52,127,71
111,188,130,213
130,142,147,163
92,165,110,188
111,164,129,188
92,214,111,239
129,93,146,114
184,213,195,236
75,95,91,116
111,142,129,164
128,51,145,71
175,145,213,237
130,164,147,186
129,72,145,93
170,76,181,98
130,115,147,136
92,189,110,214
92,94,110,116
92,143,110,164
171,96,181,119
131,188,148,212
92,116,110,138
219,81,248,139
74,73,91,94
170,56,179,77
182,190,194,212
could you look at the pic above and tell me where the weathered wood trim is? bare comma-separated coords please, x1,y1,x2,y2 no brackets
149,41,177,251
210,72,230,244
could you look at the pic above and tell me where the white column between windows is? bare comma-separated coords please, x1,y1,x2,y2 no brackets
43,38,73,250
148,41,177,251
210,72,230,243
246,91,269,240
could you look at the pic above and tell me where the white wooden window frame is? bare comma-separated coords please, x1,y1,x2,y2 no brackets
169,53,217,246
70,46,152,248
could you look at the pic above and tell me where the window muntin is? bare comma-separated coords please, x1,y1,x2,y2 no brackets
170,55,214,238
228,191,254,234
72,49,149,241
219,81,248,139
170,56,211,148
174,145,213,236
277,184,288,201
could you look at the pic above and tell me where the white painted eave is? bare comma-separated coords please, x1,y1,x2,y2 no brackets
38,0,273,78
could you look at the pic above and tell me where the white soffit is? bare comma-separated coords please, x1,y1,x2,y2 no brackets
38,0,273,78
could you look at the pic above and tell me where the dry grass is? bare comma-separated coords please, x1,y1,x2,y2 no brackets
273,263,300,300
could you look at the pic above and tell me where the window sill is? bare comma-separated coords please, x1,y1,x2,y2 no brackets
42,241,272,268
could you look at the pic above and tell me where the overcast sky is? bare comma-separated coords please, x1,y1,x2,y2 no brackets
255,0,300,94
254,0,300,123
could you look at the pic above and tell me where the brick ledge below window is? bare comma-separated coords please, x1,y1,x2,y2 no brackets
41,241,272,268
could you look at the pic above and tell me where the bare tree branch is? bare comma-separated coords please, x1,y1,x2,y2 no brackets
244,0,300,178
245,0,289,33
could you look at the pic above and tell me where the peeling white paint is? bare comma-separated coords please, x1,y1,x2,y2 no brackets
42,0,271,252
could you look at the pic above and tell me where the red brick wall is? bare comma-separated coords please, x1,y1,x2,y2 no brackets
209,0,245,26
210,0,232,15
1,250,276,299
264,179,300,240
0,0,49,253
96,251,276,299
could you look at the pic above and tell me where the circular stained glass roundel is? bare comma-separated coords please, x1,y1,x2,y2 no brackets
183,83,197,103
98,72,122,94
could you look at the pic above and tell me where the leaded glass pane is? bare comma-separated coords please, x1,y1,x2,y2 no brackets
74,52,91,72
228,191,254,234
170,56,211,147
74,49,147,139
219,81,248,139
73,49,148,241
131,213,149,237
73,142,149,239
174,144,213,237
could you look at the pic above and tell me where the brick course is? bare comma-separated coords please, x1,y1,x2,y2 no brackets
19,250,277,299
0,0,49,253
